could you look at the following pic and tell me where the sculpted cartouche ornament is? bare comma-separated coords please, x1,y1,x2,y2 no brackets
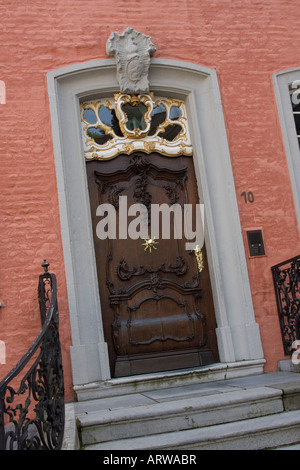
106,27,156,94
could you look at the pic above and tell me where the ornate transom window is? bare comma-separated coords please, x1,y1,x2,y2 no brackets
80,93,192,160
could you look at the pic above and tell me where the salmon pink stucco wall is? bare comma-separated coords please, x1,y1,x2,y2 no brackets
0,0,300,400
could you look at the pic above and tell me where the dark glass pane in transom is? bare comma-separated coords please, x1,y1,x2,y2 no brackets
122,102,148,131
148,103,167,136
83,108,97,124
99,105,123,136
170,106,181,120
87,127,113,145
158,124,182,141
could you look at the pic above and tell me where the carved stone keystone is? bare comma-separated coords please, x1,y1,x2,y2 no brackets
106,27,156,94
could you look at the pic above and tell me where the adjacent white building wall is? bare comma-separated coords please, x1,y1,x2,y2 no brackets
47,58,264,386
273,67,300,231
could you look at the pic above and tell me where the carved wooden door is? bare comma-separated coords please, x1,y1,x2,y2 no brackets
86,152,218,377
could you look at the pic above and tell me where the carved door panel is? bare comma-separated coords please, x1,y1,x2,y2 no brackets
86,152,218,377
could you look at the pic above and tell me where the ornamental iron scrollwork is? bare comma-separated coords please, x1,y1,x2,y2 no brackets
0,262,64,450
271,255,300,356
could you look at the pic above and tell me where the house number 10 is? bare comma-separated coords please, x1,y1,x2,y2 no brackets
241,191,254,203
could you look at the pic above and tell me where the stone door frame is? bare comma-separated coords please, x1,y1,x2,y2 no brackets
47,58,264,387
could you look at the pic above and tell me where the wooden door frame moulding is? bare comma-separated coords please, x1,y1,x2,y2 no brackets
47,58,264,387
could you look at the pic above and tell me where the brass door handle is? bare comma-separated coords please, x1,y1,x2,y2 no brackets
194,245,204,272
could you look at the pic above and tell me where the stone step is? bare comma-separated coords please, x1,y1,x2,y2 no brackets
74,371,300,450
275,442,300,450
85,410,300,450
77,386,284,447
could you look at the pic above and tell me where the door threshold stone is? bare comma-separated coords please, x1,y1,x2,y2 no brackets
74,359,265,401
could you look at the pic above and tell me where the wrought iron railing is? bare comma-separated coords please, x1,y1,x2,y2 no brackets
0,261,64,450
271,254,300,356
